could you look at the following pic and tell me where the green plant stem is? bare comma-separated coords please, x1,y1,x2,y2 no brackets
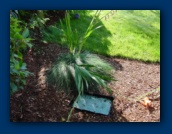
66,93,81,122
78,10,101,54
66,107,75,122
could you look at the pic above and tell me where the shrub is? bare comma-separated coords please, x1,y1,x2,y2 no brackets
18,10,66,32
10,16,32,94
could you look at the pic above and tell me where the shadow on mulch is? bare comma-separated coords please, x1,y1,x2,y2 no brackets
10,89,128,122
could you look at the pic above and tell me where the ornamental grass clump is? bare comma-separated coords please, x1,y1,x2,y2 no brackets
47,10,115,95
48,52,114,94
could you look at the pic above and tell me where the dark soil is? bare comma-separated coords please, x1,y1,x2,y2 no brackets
10,44,160,122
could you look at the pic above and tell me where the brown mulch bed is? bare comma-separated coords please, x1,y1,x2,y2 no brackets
10,44,160,122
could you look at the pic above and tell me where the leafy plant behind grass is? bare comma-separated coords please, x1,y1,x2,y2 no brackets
10,16,33,94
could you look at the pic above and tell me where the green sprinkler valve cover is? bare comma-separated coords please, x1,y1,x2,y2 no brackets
73,94,113,115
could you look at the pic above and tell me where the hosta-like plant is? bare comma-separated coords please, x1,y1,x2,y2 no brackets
48,10,115,95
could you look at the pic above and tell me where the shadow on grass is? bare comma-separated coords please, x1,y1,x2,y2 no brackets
43,10,113,55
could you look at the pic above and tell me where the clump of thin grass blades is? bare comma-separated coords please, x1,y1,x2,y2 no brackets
47,52,115,95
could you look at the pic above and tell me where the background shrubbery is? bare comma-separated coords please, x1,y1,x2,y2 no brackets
10,10,66,94
10,16,32,93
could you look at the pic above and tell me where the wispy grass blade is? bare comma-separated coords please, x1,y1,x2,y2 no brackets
78,10,102,53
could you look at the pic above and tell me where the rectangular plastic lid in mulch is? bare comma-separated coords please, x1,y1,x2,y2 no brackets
72,94,113,115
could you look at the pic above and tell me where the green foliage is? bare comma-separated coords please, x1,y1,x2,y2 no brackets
10,16,32,94
10,17,33,52
18,10,49,32
47,52,115,95
10,54,30,93
29,10,49,30
60,12,79,53
59,10,102,54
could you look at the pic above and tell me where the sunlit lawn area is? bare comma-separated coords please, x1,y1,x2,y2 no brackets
43,10,160,62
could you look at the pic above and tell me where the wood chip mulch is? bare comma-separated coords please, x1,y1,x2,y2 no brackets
10,44,160,122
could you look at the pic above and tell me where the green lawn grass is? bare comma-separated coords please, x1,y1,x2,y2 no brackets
43,10,160,62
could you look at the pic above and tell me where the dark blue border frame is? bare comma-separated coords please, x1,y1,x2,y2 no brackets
1,0,171,134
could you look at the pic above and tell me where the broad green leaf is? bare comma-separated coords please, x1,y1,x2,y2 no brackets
14,53,19,58
19,60,23,67
20,63,27,70
27,43,33,48
11,68,18,74
10,82,18,92
22,28,29,38
14,62,20,70
17,52,23,60
14,33,22,39
21,79,26,85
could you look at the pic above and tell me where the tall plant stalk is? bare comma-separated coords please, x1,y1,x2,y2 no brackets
60,10,102,55
78,10,102,54
66,92,81,122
